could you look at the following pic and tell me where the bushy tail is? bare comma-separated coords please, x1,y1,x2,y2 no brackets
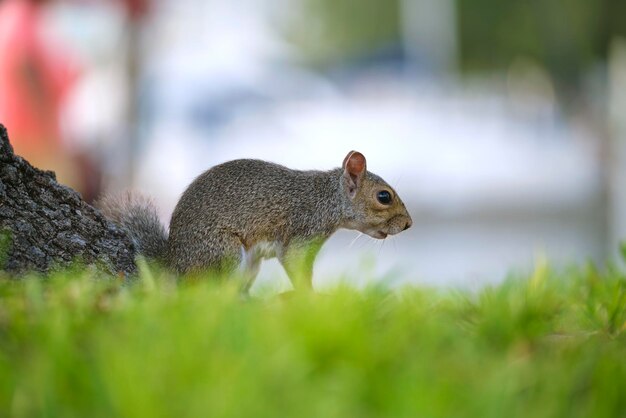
97,191,168,261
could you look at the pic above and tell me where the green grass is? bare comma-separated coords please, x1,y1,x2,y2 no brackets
0,258,625,418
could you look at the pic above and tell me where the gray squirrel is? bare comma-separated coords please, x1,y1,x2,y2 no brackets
99,151,412,292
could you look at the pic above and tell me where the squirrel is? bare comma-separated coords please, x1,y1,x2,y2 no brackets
99,151,412,292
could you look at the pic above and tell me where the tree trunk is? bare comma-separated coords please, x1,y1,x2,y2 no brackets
0,124,136,275
609,39,626,262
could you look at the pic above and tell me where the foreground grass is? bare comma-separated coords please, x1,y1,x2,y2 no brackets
0,261,625,418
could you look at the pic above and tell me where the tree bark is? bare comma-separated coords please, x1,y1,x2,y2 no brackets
0,124,136,275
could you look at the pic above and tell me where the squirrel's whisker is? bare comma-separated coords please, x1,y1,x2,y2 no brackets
393,172,405,189
349,232,364,249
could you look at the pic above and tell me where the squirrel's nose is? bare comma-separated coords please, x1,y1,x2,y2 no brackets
403,219,412,231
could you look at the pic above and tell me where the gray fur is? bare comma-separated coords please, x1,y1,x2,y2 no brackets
97,192,168,261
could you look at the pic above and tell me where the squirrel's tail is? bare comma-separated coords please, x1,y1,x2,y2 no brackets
97,191,168,261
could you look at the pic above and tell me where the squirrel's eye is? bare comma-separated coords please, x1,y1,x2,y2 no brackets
377,191,392,205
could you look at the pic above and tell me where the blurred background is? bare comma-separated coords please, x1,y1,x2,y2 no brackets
1,0,626,289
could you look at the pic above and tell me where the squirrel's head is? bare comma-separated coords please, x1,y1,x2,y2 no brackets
341,151,412,239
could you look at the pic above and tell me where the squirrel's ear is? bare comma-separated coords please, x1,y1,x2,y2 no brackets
342,151,366,199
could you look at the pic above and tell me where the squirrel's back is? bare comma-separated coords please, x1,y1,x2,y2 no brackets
171,159,341,232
